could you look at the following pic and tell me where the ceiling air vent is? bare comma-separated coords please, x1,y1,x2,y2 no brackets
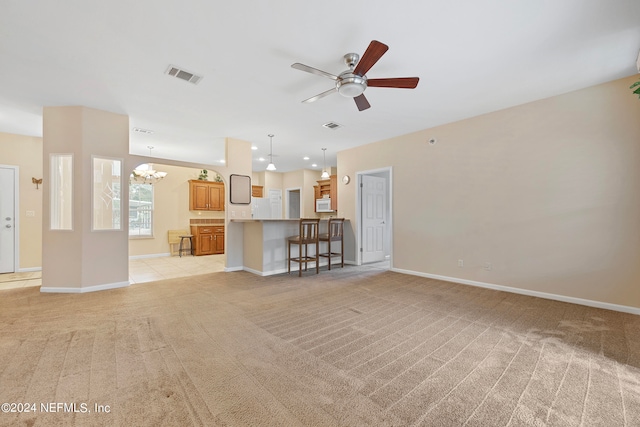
132,127,154,135
322,122,342,130
166,65,203,85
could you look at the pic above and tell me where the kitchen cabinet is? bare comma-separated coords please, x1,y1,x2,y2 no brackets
190,225,225,255
252,185,264,198
313,175,337,212
189,180,224,211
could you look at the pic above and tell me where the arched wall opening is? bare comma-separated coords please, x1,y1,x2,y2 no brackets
126,161,227,260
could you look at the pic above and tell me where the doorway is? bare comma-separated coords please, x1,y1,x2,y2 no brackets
0,165,18,273
286,188,301,219
356,167,392,267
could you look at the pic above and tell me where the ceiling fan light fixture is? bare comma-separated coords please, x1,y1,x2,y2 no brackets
336,74,367,97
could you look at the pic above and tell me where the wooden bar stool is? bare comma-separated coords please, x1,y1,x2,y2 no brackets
319,218,344,270
287,218,320,276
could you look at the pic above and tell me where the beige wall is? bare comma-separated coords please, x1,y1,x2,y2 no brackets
128,164,225,257
0,132,43,270
338,75,640,308
42,106,130,290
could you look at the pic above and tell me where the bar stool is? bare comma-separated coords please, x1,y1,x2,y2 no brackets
287,218,320,276
319,218,344,270
178,235,194,257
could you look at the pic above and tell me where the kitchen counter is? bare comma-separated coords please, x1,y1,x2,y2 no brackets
231,218,348,275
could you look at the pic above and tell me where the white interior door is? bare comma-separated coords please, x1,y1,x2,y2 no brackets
361,175,387,264
0,166,16,273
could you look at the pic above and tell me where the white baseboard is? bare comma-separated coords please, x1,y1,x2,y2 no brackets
129,253,171,260
391,268,640,316
40,281,130,294
18,267,42,272
244,266,289,276
224,266,243,272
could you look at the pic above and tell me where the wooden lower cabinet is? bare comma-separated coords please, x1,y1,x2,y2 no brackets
191,225,225,255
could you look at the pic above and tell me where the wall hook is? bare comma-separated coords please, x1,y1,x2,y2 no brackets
32,177,42,189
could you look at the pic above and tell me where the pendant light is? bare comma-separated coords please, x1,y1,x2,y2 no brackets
321,148,330,179
266,134,276,171
131,146,168,184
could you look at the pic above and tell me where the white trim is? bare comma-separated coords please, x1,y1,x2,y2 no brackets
18,267,42,273
129,252,171,260
224,266,243,272
40,280,130,294
355,167,393,267
391,268,640,315
244,266,285,276
240,259,334,276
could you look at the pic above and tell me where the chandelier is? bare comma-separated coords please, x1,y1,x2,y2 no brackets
131,146,168,184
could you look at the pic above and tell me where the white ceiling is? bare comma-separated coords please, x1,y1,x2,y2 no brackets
1,1,639,172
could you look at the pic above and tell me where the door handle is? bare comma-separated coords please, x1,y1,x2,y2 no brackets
5,224,11,228
5,217,11,221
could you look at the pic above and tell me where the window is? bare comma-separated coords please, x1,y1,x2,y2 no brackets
92,156,122,231
50,154,73,230
129,183,153,237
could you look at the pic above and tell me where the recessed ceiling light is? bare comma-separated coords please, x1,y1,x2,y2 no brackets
303,156,310,160
311,163,317,167
251,146,258,150
220,159,226,163
258,157,265,162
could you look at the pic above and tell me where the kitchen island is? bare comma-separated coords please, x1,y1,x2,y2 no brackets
230,218,347,276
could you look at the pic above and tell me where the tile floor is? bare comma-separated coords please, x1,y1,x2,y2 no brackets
0,254,226,291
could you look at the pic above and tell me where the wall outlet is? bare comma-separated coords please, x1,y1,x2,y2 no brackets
458,259,464,267
26,210,35,217
231,211,236,217
484,262,492,271
241,211,246,218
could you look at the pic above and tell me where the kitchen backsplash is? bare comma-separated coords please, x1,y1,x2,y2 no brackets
190,218,225,224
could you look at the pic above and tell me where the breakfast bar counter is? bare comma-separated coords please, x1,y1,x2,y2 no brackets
230,218,347,276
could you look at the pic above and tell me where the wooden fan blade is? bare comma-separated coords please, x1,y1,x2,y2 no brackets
302,87,338,103
354,94,371,111
367,77,420,89
291,63,339,80
353,40,389,76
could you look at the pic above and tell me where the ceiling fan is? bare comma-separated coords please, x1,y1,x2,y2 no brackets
291,40,419,111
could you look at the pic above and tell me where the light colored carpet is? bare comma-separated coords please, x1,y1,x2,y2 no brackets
1,265,639,426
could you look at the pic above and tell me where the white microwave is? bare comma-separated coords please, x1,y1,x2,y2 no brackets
316,198,334,212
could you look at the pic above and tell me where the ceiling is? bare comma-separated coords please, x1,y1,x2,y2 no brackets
1,1,639,172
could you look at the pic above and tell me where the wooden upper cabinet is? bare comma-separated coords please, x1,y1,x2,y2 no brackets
189,180,225,211
252,185,264,198
314,175,337,211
